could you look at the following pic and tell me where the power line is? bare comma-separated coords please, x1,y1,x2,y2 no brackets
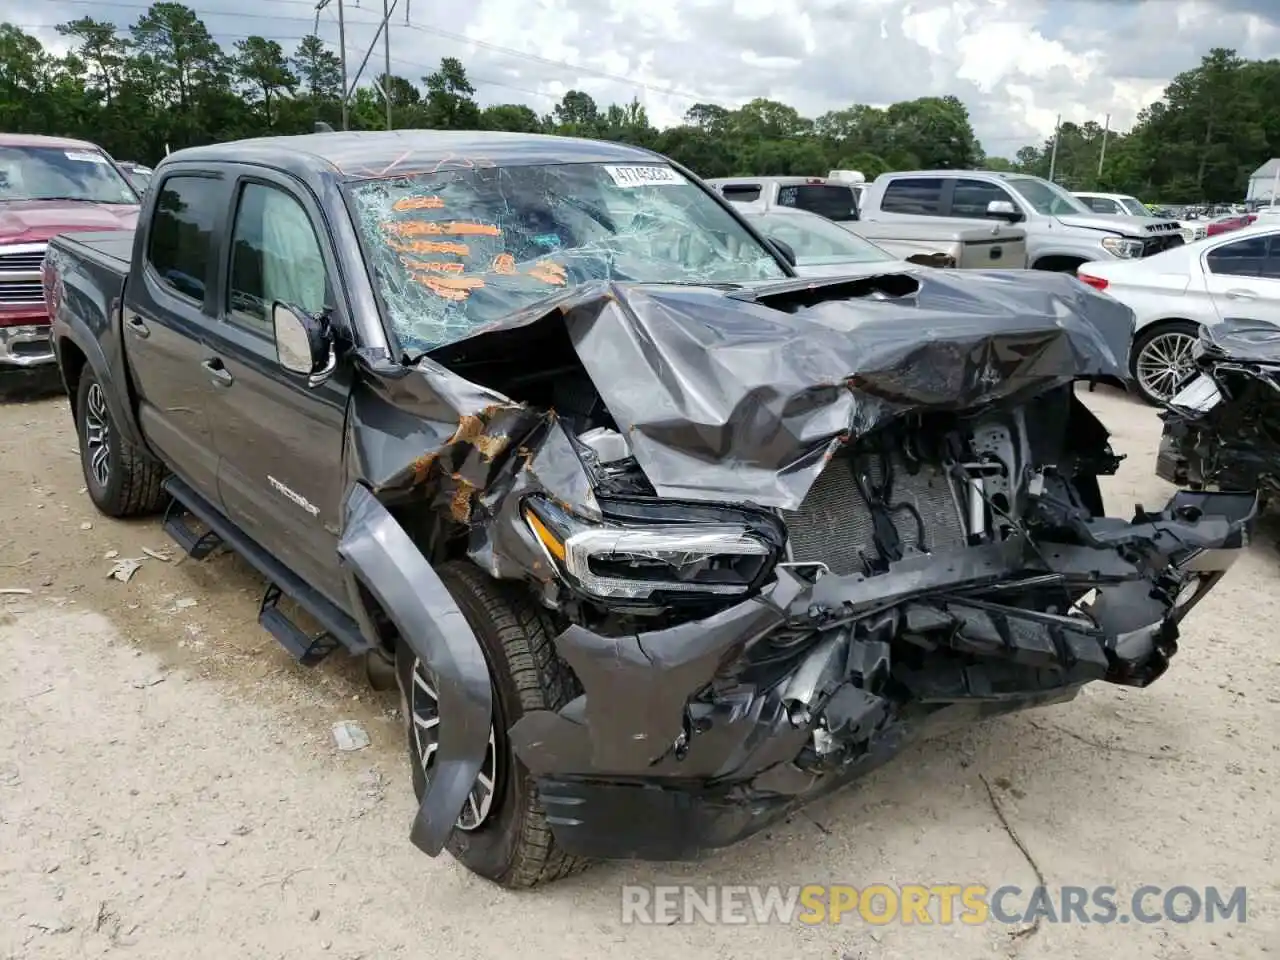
18,6,1049,146
403,21,721,106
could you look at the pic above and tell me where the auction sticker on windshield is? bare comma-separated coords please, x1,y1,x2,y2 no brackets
64,150,108,163
604,165,686,188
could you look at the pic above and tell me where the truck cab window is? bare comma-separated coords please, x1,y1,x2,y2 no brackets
880,178,944,215
950,179,1014,218
147,175,221,302
227,183,328,334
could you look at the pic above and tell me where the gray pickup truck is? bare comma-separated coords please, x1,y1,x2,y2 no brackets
42,130,1253,889
706,175,1029,269
860,170,1185,272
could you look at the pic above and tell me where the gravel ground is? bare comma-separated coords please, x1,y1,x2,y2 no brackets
0,382,1276,960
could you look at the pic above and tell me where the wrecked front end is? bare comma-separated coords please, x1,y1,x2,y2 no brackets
1158,319,1280,504
346,272,1254,862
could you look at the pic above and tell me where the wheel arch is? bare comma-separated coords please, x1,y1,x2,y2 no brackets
336,482,494,857
1031,253,1090,272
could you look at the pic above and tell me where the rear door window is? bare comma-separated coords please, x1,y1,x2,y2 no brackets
880,178,945,215
1206,235,1270,277
950,179,1016,218
778,183,858,221
146,175,222,302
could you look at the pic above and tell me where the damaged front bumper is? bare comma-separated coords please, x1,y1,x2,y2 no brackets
504,490,1254,861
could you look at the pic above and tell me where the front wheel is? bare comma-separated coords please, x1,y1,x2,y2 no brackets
396,561,588,888
1131,321,1200,406
75,368,167,517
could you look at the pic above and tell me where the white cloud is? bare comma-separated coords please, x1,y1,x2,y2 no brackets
5,0,1279,156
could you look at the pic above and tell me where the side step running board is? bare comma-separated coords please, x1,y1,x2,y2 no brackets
163,497,224,560
259,584,343,666
161,476,371,665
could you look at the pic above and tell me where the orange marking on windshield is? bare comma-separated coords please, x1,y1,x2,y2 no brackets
385,220,445,237
526,261,567,286
384,220,500,238
405,259,465,274
387,238,470,256
393,195,445,211
491,253,516,275
415,274,486,302
445,222,501,237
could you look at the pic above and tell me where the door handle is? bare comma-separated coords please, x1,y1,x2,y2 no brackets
201,358,233,387
124,314,150,338
1225,288,1256,300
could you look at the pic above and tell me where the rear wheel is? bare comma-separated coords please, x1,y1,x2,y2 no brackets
75,367,167,517
1132,321,1200,405
396,561,588,888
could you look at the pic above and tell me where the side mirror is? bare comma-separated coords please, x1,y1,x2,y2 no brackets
768,236,798,267
986,199,1022,223
272,301,335,386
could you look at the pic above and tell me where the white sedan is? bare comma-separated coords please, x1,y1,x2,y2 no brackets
1077,222,1280,404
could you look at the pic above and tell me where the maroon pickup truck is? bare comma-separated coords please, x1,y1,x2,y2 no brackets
0,133,139,370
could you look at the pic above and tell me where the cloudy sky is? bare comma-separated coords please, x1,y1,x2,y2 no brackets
9,0,1280,157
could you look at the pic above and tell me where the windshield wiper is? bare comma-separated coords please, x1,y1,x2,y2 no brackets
15,196,121,204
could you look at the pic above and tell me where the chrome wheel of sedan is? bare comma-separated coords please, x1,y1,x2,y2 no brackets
1135,329,1198,402
410,658,497,831
84,382,112,488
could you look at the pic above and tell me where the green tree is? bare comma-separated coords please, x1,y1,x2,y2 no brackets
233,36,295,125
292,35,342,100
552,90,601,135
129,2,226,111
56,18,130,107
422,57,479,129
480,103,541,132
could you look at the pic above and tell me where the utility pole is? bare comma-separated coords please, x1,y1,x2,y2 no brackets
383,0,392,129
315,0,349,130
1047,114,1061,183
344,0,398,122
1097,113,1110,181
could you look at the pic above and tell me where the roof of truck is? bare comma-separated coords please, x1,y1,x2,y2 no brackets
165,130,664,182
0,132,106,151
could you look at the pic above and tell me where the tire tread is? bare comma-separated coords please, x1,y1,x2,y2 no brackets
77,369,167,517
438,562,589,888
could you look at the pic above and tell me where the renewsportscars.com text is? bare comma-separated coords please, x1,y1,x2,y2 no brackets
620,884,1248,926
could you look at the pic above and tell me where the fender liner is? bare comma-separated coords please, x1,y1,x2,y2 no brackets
336,484,493,856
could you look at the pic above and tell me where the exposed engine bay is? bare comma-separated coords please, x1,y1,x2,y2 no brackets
354,270,1254,861
1158,319,1280,503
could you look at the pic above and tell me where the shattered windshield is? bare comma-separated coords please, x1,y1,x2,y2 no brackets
347,161,788,354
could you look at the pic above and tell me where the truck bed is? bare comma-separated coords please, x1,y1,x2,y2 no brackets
52,229,134,277
47,229,133,326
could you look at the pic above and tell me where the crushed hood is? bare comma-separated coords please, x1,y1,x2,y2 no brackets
421,267,1133,510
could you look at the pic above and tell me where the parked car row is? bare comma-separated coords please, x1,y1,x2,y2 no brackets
37,129,1255,889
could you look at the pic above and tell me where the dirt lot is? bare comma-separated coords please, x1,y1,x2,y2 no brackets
0,381,1276,960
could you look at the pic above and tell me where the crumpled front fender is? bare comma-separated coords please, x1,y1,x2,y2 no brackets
336,484,493,856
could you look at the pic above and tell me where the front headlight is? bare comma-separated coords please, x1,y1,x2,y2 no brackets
523,497,773,601
1101,236,1145,259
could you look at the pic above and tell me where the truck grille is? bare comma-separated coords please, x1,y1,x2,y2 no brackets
782,453,967,576
0,249,47,271
1142,234,1185,257
0,281,44,305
